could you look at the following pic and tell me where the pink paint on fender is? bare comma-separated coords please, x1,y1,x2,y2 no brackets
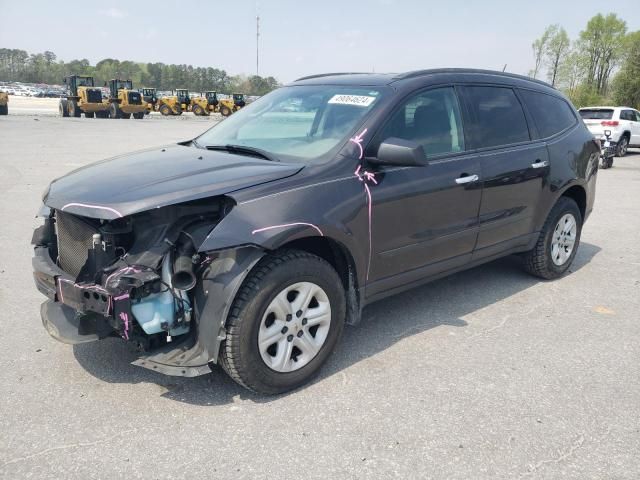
252,222,324,237
354,164,378,280
60,203,123,218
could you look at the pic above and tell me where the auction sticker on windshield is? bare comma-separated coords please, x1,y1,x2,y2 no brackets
328,94,376,107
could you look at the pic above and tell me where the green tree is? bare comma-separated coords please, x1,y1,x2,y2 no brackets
578,13,627,94
530,26,553,79
544,25,570,87
611,31,640,108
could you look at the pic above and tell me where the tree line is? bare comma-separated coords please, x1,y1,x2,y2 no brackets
529,13,640,108
0,48,280,96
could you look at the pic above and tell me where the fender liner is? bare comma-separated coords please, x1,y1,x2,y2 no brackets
132,246,265,376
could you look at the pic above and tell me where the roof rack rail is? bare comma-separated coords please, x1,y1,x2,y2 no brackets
294,72,371,82
393,68,553,88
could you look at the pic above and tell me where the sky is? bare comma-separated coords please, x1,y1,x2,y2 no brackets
0,0,638,83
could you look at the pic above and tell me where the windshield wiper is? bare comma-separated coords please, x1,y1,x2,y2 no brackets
204,144,279,162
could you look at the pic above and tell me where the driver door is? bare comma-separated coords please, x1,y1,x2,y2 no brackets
366,86,481,298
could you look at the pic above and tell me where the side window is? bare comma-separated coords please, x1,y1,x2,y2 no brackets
621,110,635,121
376,87,465,157
461,86,530,148
635,111,640,122
519,89,577,138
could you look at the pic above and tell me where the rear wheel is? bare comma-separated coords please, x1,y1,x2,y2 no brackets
220,106,231,117
220,250,346,394
616,135,629,157
0,104,7,115
192,105,204,116
133,112,145,119
522,197,582,279
84,111,95,118
159,104,171,116
59,99,69,117
121,112,131,119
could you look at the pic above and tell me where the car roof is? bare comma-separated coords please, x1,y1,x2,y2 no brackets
292,68,555,91
579,106,636,110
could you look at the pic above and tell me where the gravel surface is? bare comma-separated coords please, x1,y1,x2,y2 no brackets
0,114,639,479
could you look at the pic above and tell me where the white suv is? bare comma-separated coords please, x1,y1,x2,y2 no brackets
579,106,640,157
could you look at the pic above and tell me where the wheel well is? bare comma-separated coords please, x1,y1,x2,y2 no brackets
280,236,356,292
561,185,586,220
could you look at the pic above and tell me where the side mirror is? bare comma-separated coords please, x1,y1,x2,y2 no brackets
367,137,428,167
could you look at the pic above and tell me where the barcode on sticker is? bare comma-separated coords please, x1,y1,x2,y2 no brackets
328,95,376,107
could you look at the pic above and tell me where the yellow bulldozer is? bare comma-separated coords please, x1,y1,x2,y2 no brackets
106,79,146,119
59,75,110,118
0,90,8,115
157,89,191,116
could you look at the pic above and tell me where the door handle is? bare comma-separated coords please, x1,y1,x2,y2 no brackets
455,174,479,184
531,160,549,169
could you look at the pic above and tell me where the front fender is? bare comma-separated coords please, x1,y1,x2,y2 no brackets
198,174,370,286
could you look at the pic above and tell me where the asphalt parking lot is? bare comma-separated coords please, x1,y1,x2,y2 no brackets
0,114,639,479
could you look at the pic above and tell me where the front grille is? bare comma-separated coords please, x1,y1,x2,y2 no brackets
128,92,142,105
86,89,103,104
55,210,99,277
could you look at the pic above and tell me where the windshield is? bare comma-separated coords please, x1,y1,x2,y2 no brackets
196,85,387,162
579,109,613,120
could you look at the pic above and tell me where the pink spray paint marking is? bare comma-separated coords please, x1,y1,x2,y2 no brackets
252,222,324,237
350,128,378,280
349,128,368,160
60,203,123,218
119,312,130,340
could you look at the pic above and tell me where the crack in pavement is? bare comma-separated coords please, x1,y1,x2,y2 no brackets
519,433,585,477
1,428,139,468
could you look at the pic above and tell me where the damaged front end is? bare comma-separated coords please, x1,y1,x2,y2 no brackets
32,196,261,377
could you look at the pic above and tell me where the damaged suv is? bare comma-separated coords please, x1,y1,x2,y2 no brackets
33,69,598,394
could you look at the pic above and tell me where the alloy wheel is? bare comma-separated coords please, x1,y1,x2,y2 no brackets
550,213,577,266
258,281,331,373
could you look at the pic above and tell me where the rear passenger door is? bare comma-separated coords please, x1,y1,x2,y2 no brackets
458,85,549,257
630,110,640,145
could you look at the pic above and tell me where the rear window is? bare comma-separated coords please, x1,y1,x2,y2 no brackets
461,86,530,149
579,109,613,120
520,90,576,138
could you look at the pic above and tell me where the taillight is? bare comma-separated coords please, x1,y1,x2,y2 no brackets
601,120,619,126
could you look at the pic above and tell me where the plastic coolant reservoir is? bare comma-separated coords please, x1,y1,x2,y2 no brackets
131,255,190,336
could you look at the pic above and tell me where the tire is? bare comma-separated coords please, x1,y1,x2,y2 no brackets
109,102,122,119
220,250,346,394
85,111,95,118
616,135,629,157
96,111,108,118
192,105,204,116
220,106,231,117
59,99,69,117
159,104,171,116
522,197,582,280
121,112,131,119
69,99,81,117
0,104,7,115
133,112,145,119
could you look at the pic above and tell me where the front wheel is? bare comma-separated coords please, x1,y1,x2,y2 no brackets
220,250,346,394
109,102,121,119
522,197,582,279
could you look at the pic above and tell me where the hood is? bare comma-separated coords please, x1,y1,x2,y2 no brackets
44,145,303,219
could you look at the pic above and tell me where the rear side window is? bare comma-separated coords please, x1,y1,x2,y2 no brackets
461,86,530,149
579,109,613,120
620,110,636,121
520,90,576,138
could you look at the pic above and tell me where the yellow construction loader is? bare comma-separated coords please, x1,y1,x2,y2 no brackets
0,90,7,115
189,91,219,116
59,76,110,118
107,79,146,119
140,88,157,115
157,89,190,116
218,93,246,117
